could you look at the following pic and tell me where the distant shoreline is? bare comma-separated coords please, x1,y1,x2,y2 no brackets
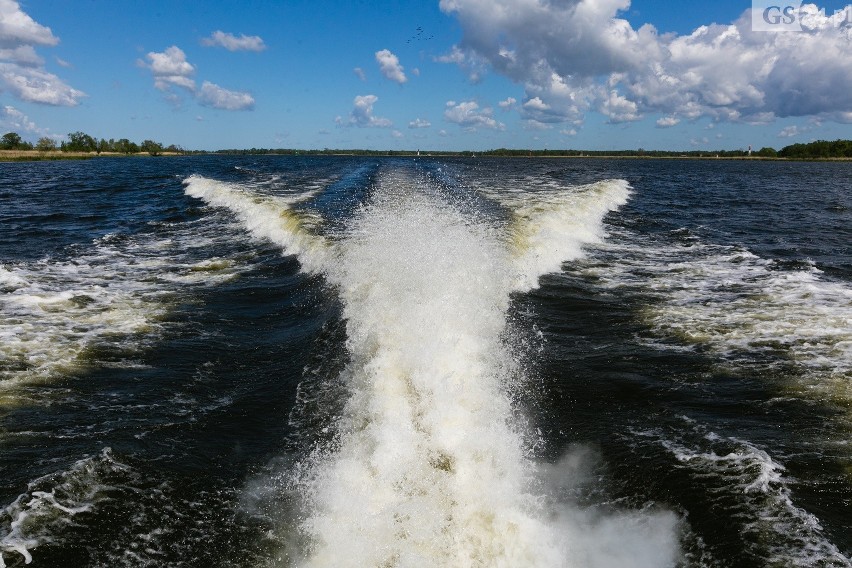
0,150,184,162
3,149,851,163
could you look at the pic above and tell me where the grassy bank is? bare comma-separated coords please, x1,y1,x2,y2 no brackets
0,150,185,162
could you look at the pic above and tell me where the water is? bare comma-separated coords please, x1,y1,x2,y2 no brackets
0,156,849,567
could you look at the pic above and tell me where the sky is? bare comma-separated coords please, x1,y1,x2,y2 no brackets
1,0,852,151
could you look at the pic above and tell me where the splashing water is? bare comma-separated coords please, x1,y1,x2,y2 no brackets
186,167,679,567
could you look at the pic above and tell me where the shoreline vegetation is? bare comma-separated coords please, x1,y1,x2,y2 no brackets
2,131,852,162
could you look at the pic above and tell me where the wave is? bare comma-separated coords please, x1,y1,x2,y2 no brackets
578,232,852,410
0,219,249,400
183,175,331,274
633,421,852,567
0,448,129,567
504,179,632,292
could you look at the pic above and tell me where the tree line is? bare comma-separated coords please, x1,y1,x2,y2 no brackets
1,131,182,156
776,139,852,159
4,130,852,159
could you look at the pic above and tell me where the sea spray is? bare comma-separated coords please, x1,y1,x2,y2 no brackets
503,179,631,292
185,167,680,566
183,175,331,274
294,171,564,566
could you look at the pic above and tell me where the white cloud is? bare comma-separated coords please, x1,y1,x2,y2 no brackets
435,45,466,64
140,46,254,111
435,45,487,82
560,128,577,136
440,0,852,127
197,80,255,110
0,0,58,47
778,125,801,138
141,46,195,91
656,116,680,128
0,45,41,66
498,96,516,109
392,129,403,138
201,30,266,52
353,67,366,81
337,94,392,127
1,104,49,135
0,0,83,106
0,63,84,105
444,100,504,130
375,49,407,84
409,118,431,128
523,97,550,111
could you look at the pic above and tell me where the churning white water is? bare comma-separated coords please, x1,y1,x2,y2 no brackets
185,169,680,567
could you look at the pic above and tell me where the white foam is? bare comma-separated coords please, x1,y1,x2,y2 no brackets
581,235,852,404
0,448,128,567
284,170,674,567
0,217,252,394
656,431,851,567
183,174,330,274
504,179,632,292
191,168,669,565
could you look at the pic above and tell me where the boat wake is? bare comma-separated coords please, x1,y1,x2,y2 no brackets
185,166,680,567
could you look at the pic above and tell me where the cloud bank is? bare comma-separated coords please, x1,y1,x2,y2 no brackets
440,0,852,127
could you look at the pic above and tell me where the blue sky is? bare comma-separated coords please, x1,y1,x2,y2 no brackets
1,0,851,151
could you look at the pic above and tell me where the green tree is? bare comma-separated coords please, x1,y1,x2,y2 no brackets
114,138,139,155
96,138,113,154
756,147,777,158
63,131,97,152
140,139,163,156
1,132,23,150
35,137,57,151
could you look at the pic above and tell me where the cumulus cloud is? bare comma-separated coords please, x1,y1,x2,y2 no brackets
375,49,407,84
656,116,680,128
444,100,504,130
409,118,431,128
197,80,254,110
0,0,84,106
440,0,852,127
140,46,254,111
0,63,84,105
353,67,366,81
498,96,516,109
600,89,641,123
201,30,266,52
337,94,392,127
0,0,58,47
140,45,195,91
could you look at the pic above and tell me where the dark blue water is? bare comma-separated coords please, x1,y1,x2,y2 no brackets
0,156,849,567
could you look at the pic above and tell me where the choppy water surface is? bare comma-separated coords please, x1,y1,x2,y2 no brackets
0,156,849,567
